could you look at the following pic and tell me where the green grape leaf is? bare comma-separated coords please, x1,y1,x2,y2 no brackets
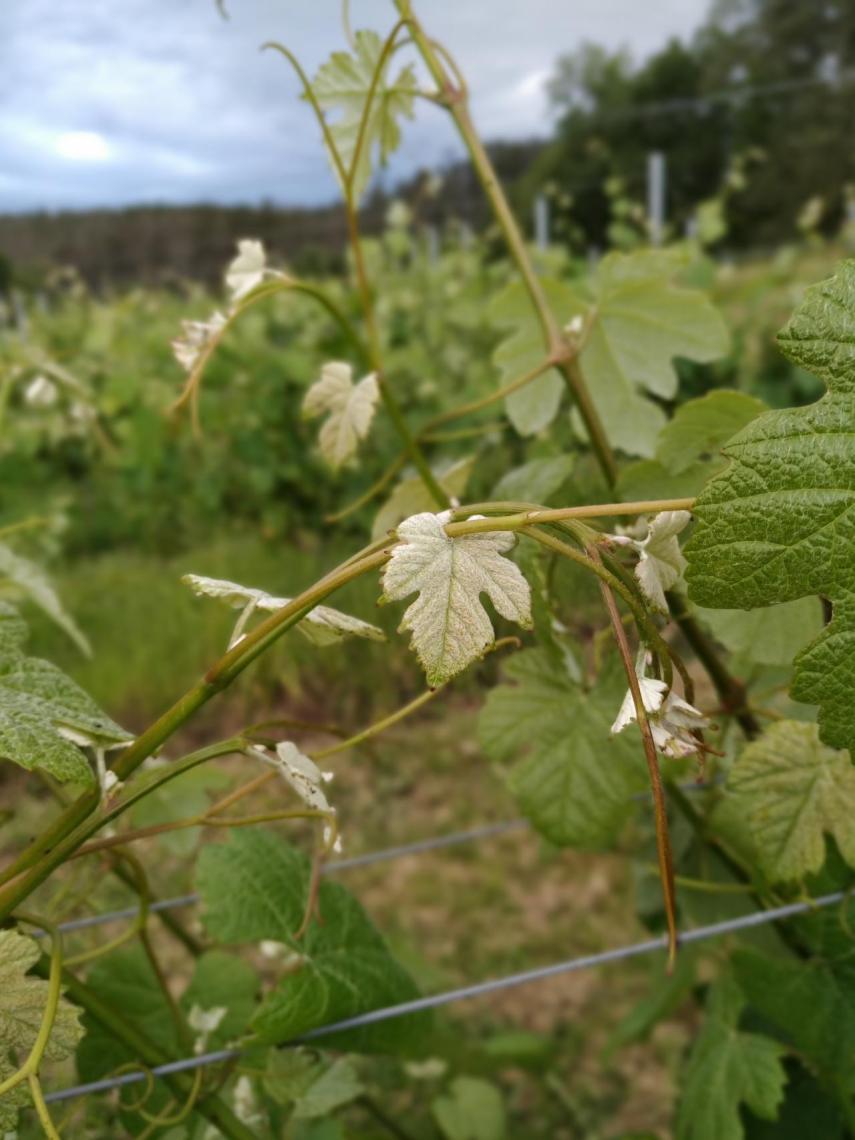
293,1058,364,1120
432,1076,507,1140
0,929,84,1062
264,1049,364,1117
685,261,855,753
733,946,855,1101
576,250,730,457
478,650,647,847
372,457,474,540
311,29,417,200
182,573,385,647
695,597,825,667
0,1057,31,1133
196,829,429,1052
725,720,855,883
0,601,27,658
676,978,786,1140
0,542,90,655
487,279,582,435
491,454,575,504
381,511,532,686
0,644,131,784
77,946,257,1092
656,391,767,475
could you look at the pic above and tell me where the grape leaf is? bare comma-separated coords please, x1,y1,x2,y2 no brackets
372,457,474,540
302,361,379,470
574,250,729,457
182,573,385,646
685,261,855,754
657,391,767,475
432,1076,507,1140
487,278,579,435
0,929,83,1060
491,454,575,504
733,947,855,1101
0,542,90,654
311,29,417,200
0,923,70,1134
196,829,429,1052
694,597,824,668
676,978,786,1140
0,601,27,658
478,650,647,847
725,720,855,883
0,643,130,784
381,510,532,686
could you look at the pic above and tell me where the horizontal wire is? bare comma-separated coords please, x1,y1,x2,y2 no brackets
43,889,846,1105
33,778,717,939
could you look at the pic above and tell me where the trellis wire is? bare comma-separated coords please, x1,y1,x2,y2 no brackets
36,779,717,939
43,889,846,1104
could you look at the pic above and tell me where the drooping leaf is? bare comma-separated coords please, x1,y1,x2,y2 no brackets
381,510,532,686
0,929,84,1061
373,457,473,540
632,510,691,613
491,454,575,504
432,1076,507,1140
676,978,787,1140
182,573,385,647
196,829,429,1052
685,261,855,753
478,650,647,847
575,250,730,457
302,361,379,470
0,542,90,654
725,720,855,883
487,278,581,435
225,238,268,302
311,29,417,200
0,643,130,784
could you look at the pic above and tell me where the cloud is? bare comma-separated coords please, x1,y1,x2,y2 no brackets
0,0,710,212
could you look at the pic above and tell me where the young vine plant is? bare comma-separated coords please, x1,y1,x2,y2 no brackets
1,2,854,1137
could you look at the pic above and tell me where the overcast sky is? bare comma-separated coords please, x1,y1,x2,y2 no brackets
1,0,711,214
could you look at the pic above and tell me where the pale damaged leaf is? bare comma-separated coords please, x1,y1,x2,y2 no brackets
726,720,855,883
181,573,385,647
171,310,227,374
303,361,379,469
381,511,532,685
225,238,268,301
0,928,84,1060
311,29,417,200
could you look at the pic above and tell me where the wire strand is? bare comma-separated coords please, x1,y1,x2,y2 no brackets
43,889,845,1105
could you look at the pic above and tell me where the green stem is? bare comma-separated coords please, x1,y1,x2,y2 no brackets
393,0,617,487
419,356,555,434
0,550,389,918
593,552,678,969
28,1074,62,1140
49,968,258,1140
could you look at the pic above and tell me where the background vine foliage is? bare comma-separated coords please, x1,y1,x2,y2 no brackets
1,1,854,1137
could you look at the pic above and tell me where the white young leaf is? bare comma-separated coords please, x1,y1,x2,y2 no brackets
611,669,710,760
225,239,269,302
634,510,692,612
302,361,379,470
272,741,334,815
381,511,532,686
172,311,228,373
181,573,385,647
23,374,59,408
